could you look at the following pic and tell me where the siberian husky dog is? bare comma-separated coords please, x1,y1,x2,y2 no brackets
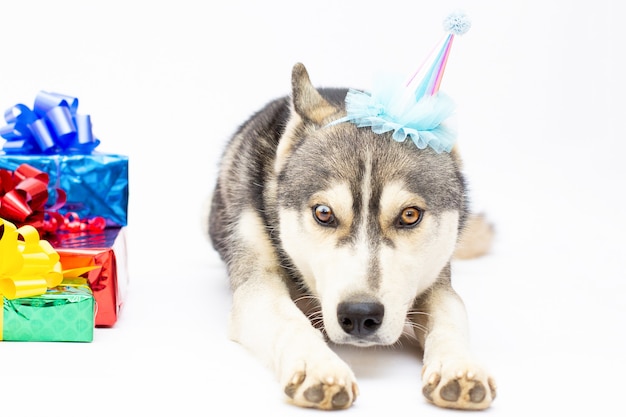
208,63,496,410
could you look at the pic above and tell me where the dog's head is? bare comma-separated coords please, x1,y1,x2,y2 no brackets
275,63,467,347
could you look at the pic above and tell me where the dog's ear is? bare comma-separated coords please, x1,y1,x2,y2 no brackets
449,144,464,169
275,63,337,174
290,63,336,124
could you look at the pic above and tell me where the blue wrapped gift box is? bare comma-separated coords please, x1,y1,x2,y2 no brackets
0,153,128,227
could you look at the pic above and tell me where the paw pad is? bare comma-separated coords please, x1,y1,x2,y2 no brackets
284,371,357,410
422,369,496,410
440,379,461,401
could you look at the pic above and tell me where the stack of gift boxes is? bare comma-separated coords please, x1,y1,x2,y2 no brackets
0,91,129,342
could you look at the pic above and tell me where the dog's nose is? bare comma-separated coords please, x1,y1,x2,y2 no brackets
337,302,384,337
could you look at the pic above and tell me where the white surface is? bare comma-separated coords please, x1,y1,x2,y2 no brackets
1,1,624,415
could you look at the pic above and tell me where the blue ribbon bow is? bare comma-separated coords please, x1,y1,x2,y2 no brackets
0,91,100,154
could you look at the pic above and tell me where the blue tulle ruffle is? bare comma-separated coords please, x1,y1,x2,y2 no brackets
329,76,457,153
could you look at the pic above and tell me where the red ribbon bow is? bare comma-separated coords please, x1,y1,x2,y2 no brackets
0,163,65,229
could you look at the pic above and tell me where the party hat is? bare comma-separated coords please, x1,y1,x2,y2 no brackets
406,11,472,99
328,11,471,153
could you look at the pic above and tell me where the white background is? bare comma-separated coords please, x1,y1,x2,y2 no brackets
1,1,624,415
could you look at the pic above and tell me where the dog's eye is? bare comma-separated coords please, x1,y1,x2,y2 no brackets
313,204,337,227
395,207,423,228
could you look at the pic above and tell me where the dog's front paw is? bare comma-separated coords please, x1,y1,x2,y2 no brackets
422,359,496,410
282,357,359,410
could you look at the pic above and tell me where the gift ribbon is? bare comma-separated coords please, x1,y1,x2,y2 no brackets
0,215,62,341
43,212,107,234
0,163,66,227
0,218,63,300
0,91,100,154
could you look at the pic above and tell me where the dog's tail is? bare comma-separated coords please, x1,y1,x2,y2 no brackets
454,214,495,260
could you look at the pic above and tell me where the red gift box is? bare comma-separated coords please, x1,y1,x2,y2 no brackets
51,227,129,327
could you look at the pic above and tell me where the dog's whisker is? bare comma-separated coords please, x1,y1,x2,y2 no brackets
406,310,432,318
404,321,428,337
293,294,320,303
306,311,323,321
303,307,325,331
308,316,324,325
393,338,405,350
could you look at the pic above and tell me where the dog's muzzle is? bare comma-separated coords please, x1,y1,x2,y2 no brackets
337,301,384,338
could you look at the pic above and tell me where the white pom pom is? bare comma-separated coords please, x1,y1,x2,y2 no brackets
443,11,471,36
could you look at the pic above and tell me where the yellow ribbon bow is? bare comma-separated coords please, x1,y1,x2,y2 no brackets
0,217,63,300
